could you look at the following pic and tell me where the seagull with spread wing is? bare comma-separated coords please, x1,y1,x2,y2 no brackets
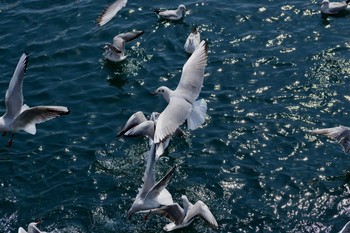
0,53,70,146
18,221,46,233
97,0,127,26
310,126,350,153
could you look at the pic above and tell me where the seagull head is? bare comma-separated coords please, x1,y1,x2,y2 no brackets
178,4,187,14
321,0,329,6
152,86,172,102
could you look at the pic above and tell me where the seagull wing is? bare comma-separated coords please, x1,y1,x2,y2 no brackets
151,203,185,225
18,227,27,233
311,126,350,152
146,165,176,200
4,53,28,120
116,30,144,43
154,97,192,143
124,120,155,139
11,106,70,134
138,143,156,198
97,0,127,26
175,40,208,103
116,111,147,137
183,201,218,228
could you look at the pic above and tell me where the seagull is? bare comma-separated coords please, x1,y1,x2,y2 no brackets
127,143,175,219
103,30,144,62
184,27,200,54
154,4,187,21
340,221,350,233
0,53,70,146
321,0,350,14
152,40,208,145
18,221,47,233
97,0,127,26
146,195,218,231
310,126,350,153
116,111,184,158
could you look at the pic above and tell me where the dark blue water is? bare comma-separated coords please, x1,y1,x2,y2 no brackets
1,0,350,232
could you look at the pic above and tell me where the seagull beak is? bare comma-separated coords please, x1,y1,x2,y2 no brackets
151,91,158,96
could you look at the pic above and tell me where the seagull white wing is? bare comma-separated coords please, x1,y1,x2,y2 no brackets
97,0,127,26
137,143,156,198
11,106,70,134
18,227,27,233
340,221,350,233
310,126,350,152
154,97,192,143
4,53,28,120
124,120,155,139
151,203,185,225
146,165,175,201
175,40,208,103
183,201,218,228
116,111,147,137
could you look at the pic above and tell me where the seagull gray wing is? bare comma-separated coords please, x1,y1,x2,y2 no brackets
18,227,27,233
138,143,156,198
151,203,185,225
158,10,178,19
112,36,126,53
146,165,176,200
340,221,350,233
311,126,350,152
183,201,218,228
4,53,28,120
175,40,208,103
11,106,70,134
116,111,147,137
97,0,127,26
116,30,144,43
124,120,155,139
154,97,192,143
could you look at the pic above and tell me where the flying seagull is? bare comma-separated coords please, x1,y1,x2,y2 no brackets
18,221,47,233
184,27,200,54
152,40,208,145
0,53,70,146
154,4,187,21
127,143,175,219
147,195,218,231
97,0,127,26
117,111,184,158
310,126,350,153
103,30,144,62
321,0,350,14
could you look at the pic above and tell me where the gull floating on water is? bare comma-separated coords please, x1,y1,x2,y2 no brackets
117,111,184,158
18,222,47,233
103,30,144,62
340,220,350,233
97,0,127,26
0,53,70,146
310,126,350,153
321,0,350,14
147,195,218,231
184,27,200,54
127,143,175,219
154,4,187,21
152,40,208,145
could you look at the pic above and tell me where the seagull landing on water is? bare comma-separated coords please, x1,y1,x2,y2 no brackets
310,126,350,153
184,27,201,54
116,111,185,159
127,142,176,219
154,4,187,21
18,221,47,233
0,53,70,146
97,0,127,26
103,30,144,62
146,195,218,231
321,0,350,14
152,40,208,146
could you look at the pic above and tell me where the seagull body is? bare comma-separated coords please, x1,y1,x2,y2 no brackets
340,221,350,233
184,27,200,54
321,0,350,14
155,4,187,21
18,222,46,233
152,40,208,145
149,195,218,231
103,30,144,62
127,143,175,218
97,0,127,26
117,111,184,158
0,53,69,146
311,126,350,153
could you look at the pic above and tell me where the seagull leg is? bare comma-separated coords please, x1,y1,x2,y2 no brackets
144,210,152,221
7,133,14,147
